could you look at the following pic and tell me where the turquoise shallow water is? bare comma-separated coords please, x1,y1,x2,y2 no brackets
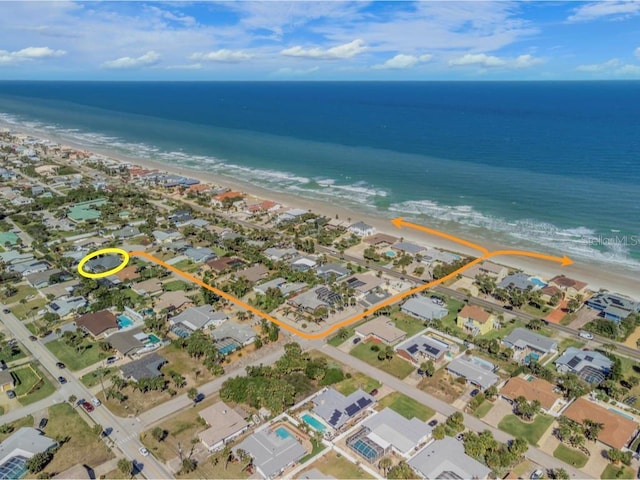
0,81,639,271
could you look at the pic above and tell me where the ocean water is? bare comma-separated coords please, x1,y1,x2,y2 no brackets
0,81,639,272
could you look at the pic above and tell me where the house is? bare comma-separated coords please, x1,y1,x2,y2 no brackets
210,321,256,347
363,233,398,246
84,255,120,274
408,436,491,480
48,296,88,318
290,256,317,272
503,328,557,357
0,251,34,265
540,285,563,304
107,327,150,357
348,221,375,237
120,353,167,382
312,388,376,430
76,310,118,338
289,286,342,313
316,263,350,281
168,210,192,226
355,316,406,345
554,347,612,384
113,265,140,283
277,208,307,223
236,428,306,479
206,257,245,273
563,398,638,449
456,305,496,336
0,369,15,392
169,305,228,332
401,297,448,321
500,376,563,414
254,278,306,297
25,268,64,289
131,278,163,296
421,248,460,265
184,247,216,263
153,291,194,313
446,355,499,390
461,261,508,282
548,275,588,299
212,191,245,207
585,292,639,322
391,241,426,256
67,198,107,223
152,230,182,243
246,200,279,214
343,274,385,295
10,260,51,276
112,226,140,240
236,264,270,283
263,247,298,261
397,335,452,364
0,428,57,479
498,272,535,291
198,402,250,451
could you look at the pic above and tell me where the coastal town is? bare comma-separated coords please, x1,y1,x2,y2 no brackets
1,129,640,480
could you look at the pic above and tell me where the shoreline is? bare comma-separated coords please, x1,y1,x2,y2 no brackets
4,123,640,299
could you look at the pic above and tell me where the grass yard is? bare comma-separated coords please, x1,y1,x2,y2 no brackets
10,297,47,320
0,345,26,363
560,312,577,326
601,464,635,479
391,311,425,337
80,367,116,388
521,304,551,317
172,259,199,273
419,368,467,403
177,455,250,479
553,444,588,468
327,328,354,347
350,342,415,379
299,438,327,464
46,338,108,371
12,364,56,405
473,400,494,418
2,284,38,304
41,403,114,475
557,337,586,352
211,246,227,257
478,319,526,341
334,371,381,396
0,415,33,442
304,451,374,479
159,343,219,387
376,392,435,421
162,280,190,291
498,414,554,446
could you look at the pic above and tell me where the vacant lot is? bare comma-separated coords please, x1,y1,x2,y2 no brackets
41,403,114,476
419,368,466,403
302,451,373,479
553,444,588,468
601,464,635,479
80,367,117,388
2,284,38,304
473,400,494,419
376,392,434,421
334,371,381,396
46,339,108,371
13,364,56,406
498,414,554,446
159,343,219,387
11,297,47,320
391,311,425,337
350,342,414,379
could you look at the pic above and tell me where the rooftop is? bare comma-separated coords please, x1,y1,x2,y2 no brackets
361,407,432,455
313,388,376,429
198,401,249,448
355,315,406,345
408,436,491,480
447,355,499,389
503,328,557,353
120,353,167,382
500,376,561,411
236,428,306,479
76,310,118,337
458,304,492,324
564,398,638,449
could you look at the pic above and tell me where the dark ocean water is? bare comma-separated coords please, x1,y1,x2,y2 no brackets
0,81,639,269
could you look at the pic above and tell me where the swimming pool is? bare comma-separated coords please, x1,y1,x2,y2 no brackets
609,408,635,420
274,426,292,439
385,251,396,258
117,314,134,329
218,343,238,355
147,334,161,344
530,277,547,288
302,413,326,432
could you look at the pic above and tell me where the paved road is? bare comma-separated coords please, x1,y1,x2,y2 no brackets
313,342,591,479
0,306,173,480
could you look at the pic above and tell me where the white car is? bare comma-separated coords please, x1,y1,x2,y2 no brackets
530,469,543,479
579,331,594,340
139,447,149,457
91,397,101,407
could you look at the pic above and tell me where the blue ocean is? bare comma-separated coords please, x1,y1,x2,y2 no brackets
0,81,639,271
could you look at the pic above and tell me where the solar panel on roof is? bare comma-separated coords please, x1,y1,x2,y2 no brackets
329,410,342,426
422,343,440,356
345,404,360,416
359,397,372,408
50,303,59,311
407,345,419,354
585,355,593,362
567,357,581,368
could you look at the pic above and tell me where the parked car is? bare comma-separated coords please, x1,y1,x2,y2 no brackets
76,398,85,406
58,376,67,384
193,393,205,403
91,397,101,407
28,335,37,341
579,331,594,340
470,389,480,398
530,469,544,480
56,362,66,369
7,389,16,399
369,389,379,396
2,308,10,314
428,419,438,427
139,447,149,457
81,401,94,413
352,337,361,344
106,356,118,365
39,418,48,429
101,427,113,438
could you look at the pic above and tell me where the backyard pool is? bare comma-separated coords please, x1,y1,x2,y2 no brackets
117,314,134,329
274,426,292,439
530,276,547,288
302,413,326,432
385,251,396,258
147,334,161,344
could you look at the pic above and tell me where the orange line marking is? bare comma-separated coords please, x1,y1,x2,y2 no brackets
123,220,571,339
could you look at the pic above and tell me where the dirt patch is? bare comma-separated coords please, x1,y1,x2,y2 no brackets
418,369,466,403
568,307,600,330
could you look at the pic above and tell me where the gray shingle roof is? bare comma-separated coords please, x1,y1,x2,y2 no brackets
409,437,491,480
361,408,432,455
401,297,448,320
120,353,167,382
236,428,306,479
503,328,557,353
446,356,499,390
313,388,375,429
0,427,57,462
555,347,612,376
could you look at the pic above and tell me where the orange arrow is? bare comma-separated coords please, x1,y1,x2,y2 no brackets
485,250,573,267
392,217,490,256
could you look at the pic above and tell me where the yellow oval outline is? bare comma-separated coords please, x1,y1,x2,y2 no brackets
77,248,130,279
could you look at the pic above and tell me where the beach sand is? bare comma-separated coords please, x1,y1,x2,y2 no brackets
6,124,640,299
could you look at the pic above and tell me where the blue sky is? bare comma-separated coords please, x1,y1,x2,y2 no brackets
1,1,639,80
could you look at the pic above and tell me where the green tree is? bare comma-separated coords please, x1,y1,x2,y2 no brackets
117,458,133,477
26,451,53,473
553,468,570,480
509,437,528,457
187,387,199,402
379,456,393,477
387,461,417,480
432,424,446,440
180,458,197,474
420,360,435,377
152,427,167,442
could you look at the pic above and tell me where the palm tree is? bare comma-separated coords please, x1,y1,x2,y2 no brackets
379,456,393,476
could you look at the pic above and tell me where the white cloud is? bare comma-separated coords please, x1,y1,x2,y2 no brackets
576,58,621,72
166,63,202,70
189,50,253,63
449,53,506,67
616,64,640,74
635,46,640,58
568,1,640,22
0,46,66,65
102,51,161,69
281,39,366,60
373,53,432,70
513,54,544,69
147,6,196,26
273,66,320,76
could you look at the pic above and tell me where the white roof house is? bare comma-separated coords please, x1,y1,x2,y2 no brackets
409,437,491,480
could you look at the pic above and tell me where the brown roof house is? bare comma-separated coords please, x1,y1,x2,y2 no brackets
76,310,118,338
564,397,638,449
457,305,496,336
500,376,563,415
198,401,250,452
548,275,588,299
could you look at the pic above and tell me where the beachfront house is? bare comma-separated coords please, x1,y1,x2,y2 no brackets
585,292,639,322
348,221,375,237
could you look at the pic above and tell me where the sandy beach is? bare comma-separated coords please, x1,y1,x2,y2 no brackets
5,123,640,299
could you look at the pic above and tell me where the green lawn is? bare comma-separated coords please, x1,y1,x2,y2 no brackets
12,365,56,405
305,451,374,479
162,280,190,291
473,400,494,418
558,337,586,352
350,342,415,379
376,392,435,421
299,438,327,464
391,312,425,337
334,372,381,396
478,319,526,341
211,246,227,257
0,415,34,442
0,345,26,363
46,339,108,371
328,328,354,347
2,284,38,304
521,304,551,317
498,414,554,446
601,464,635,479
80,367,116,388
10,298,47,320
553,444,588,468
